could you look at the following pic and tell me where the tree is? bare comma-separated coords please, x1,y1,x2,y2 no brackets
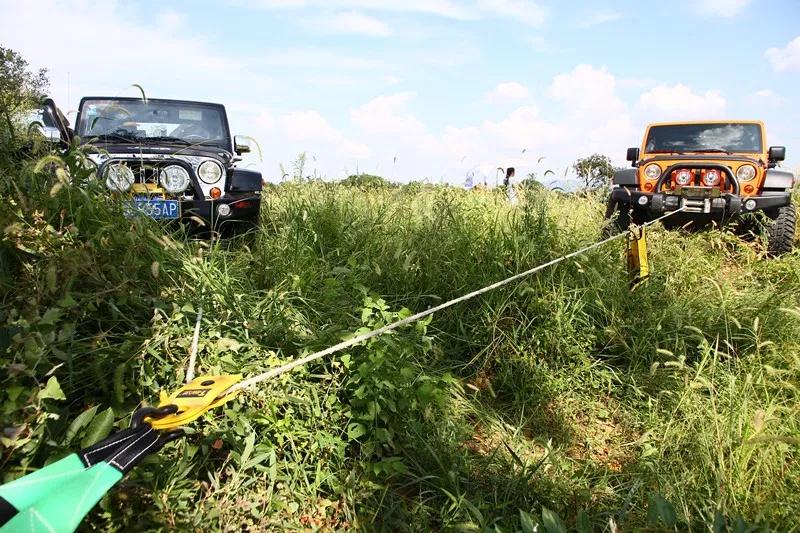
572,153,616,190
0,46,49,143
341,173,389,188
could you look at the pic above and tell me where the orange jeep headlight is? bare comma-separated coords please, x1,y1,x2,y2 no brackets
644,164,661,180
736,164,756,181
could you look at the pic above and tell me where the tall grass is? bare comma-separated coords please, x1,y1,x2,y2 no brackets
1,150,799,530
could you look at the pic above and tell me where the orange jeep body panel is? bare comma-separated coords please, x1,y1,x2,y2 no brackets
637,120,767,196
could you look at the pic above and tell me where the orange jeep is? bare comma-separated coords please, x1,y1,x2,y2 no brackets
606,121,796,254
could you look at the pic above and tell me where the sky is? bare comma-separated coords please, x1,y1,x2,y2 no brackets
2,0,800,184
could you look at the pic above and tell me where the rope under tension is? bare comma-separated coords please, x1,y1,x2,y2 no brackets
222,207,685,397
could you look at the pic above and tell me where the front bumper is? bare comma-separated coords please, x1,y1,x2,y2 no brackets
611,187,791,215
181,192,261,228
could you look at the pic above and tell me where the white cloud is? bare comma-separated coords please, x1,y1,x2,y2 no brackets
484,106,566,149
549,64,626,118
746,89,785,106
254,0,477,19
576,11,621,28
257,48,388,70
351,92,427,138
486,82,530,103
304,11,393,36
697,0,752,17
0,1,272,111
766,36,800,73
475,0,547,27
637,84,727,120
254,0,546,26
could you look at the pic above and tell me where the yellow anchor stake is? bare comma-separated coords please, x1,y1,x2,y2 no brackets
627,225,650,289
146,374,242,430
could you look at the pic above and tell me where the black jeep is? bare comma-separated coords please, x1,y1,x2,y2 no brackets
44,96,262,234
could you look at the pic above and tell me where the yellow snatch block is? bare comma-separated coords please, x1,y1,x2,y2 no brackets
147,374,242,430
627,225,650,289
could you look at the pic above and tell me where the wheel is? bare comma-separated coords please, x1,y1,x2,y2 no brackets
602,196,631,237
766,203,796,256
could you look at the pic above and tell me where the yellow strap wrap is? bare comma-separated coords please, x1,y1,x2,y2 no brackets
627,225,650,288
147,375,242,430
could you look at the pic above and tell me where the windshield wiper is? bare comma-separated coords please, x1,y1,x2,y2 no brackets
90,133,138,144
691,148,732,154
140,136,193,145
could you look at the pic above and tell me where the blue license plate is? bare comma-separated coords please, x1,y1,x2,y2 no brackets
125,199,180,219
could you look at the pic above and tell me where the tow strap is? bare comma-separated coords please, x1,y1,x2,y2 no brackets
0,207,684,531
0,407,182,532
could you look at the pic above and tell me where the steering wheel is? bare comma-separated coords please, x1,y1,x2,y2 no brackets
171,124,210,141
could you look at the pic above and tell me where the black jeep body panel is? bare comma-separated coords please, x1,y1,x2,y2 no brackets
228,169,263,193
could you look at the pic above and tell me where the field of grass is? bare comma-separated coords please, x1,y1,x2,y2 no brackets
2,143,800,531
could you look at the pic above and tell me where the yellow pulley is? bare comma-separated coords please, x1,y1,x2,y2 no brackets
146,374,242,430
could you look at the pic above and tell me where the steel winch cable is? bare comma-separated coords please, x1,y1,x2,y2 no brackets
220,207,686,398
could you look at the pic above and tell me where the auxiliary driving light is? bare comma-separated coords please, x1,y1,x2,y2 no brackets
637,195,649,206
217,204,231,217
744,199,757,211
159,165,190,194
702,169,721,187
105,164,134,192
675,169,693,186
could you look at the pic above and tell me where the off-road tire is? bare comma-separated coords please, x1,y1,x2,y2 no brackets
602,197,631,237
766,203,796,257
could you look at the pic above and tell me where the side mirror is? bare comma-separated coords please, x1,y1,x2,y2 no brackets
626,147,640,166
42,97,73,143
768,146,786,162
234,135,251,155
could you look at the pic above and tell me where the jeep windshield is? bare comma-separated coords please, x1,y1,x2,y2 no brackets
76,98,229,149
645,123,763,154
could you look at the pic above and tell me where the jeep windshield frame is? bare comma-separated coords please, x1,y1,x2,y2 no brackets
75,97,232,151
644,123,763,155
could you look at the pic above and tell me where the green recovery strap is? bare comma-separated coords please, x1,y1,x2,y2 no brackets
0,407,183,533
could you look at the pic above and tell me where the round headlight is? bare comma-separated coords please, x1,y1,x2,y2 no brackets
675,169,693,186
644,164,661,180
702,169,721,186
198,160,223,184
159,165,190,194
736,164,757,181
104,163,134,192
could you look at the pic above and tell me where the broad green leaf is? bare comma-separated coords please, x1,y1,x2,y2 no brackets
217,337,243,352
39,376,66,401
347,423,366,440
239,431,255,467
712,510,726,533
520,510,538,533
65,405,98,445
81,407,115,448
541,507,566,533
40,308,62,326
647,493,678,528
576,511,591,533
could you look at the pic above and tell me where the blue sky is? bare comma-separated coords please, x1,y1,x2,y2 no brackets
3,0,799,183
